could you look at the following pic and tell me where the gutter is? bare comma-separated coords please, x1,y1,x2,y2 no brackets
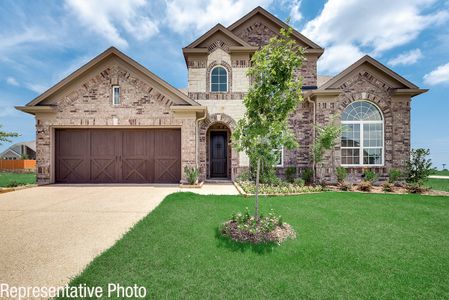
195,109,208,167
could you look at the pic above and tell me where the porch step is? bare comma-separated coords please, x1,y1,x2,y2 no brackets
205,179,233,184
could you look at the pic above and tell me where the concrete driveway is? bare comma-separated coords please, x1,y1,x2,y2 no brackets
0,184,237,288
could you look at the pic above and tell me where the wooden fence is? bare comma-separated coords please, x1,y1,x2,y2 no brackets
0,160,36,170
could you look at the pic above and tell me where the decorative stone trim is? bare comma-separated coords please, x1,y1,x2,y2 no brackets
198,113,239,181
188,92,246,100
208,40,230,53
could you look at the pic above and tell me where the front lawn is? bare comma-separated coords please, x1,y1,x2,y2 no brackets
62,192,449,299
425,178,449,192
0,172,36,187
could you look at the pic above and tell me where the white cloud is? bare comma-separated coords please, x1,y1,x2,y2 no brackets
303,0,449,74
288,0,303,23
25,83,48,94
388,49,423,66
423,62,449,85
165,0,273,35
0,27,51,53
317,44,365,75
6,77,19,86
64,0,159,48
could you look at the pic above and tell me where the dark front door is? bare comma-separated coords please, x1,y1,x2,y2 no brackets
55,129,181,183
210,131,227,178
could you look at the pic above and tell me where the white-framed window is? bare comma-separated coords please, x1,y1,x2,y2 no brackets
112,86,120,105
210,66,228,92
273,147,284,167
341,100,384,166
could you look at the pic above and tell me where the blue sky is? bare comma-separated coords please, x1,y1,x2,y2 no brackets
0,0,448,168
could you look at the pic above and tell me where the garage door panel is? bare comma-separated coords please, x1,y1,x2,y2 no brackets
55,129,181,183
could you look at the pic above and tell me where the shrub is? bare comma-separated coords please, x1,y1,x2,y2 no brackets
382,182,393,192
339,182,352,191
362,170,378,183
236,170,252,182
388,169,402,184
293,178,305,187
183,166,199,185
406,148,434,184
336,167,347,184
6,180,20,188
301,168,313,185
285,166,297,183
358,181,372,192
406,182,428,194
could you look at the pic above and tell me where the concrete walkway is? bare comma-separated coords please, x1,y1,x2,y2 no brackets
0,184,238,288
428,175,449,179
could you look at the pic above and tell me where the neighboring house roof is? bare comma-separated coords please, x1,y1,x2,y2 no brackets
16,47,200,114
228,6,324,55
0,141,36,158
0,149,21,159
314,55,427,97
185,24,253,49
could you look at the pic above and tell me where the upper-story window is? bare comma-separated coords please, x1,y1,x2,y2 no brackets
210,66,228,92
341,100,384,166
112,86,120,105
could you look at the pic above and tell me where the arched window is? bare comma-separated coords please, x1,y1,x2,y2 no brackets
341,101,384,166
210,66,228,92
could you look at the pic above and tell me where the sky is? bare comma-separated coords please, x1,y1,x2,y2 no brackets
0,0,448,168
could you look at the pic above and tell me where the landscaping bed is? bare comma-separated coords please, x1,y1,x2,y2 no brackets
60,192,449,299
235,180,324,195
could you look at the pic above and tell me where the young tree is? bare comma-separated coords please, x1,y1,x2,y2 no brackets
233,27,304,219
0,125,19,145
406,148,434,185
312,119,341,183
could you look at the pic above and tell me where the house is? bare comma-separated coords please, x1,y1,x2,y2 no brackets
0,141,36,160
16,6,427,185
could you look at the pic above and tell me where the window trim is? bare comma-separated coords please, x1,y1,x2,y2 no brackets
340,100,384,167
112,85,120,105
209,65,228,93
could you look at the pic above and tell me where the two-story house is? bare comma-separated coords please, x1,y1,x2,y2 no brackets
16,6,426,185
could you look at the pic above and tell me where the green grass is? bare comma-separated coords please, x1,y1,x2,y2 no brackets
62,192,449,299
431,169,449,176
425,178,449,192
0,172,36,187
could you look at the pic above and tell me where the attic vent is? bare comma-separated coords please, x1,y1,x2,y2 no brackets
208,40,229,52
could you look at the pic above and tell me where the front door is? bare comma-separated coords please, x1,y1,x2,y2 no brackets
210,131,227,178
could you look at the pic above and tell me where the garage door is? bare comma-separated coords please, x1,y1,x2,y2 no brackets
55,129,181,183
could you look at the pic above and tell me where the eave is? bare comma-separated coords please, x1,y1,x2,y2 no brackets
15,106,56,115
393,89,428,97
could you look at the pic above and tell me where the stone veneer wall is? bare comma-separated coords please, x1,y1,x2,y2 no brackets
35,61,196,185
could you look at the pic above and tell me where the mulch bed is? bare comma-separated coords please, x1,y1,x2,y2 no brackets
221,220,296,244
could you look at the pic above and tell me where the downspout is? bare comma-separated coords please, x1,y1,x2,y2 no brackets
195,108,207,168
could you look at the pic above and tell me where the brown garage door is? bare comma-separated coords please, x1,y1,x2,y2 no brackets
55,129,181,183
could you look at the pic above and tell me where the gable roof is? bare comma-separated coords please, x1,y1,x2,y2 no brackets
228,6,324,53
185,24,252,49
20,47,199,110
0,141,36,158
320,55,423,90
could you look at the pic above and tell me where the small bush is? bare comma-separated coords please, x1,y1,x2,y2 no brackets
406,148,434,184
363,170,378,183
382,182,393,192
285,166,297,183
406,183,428,194
336,167,347,183
388,169,402,184
183,166,200,185
339,181,352,191
301,168,313,185
293,178,305,187
236,170,252,182
6,180,20,188
358,181,372,192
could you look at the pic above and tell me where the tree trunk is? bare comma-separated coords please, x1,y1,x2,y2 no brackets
255,158,261,220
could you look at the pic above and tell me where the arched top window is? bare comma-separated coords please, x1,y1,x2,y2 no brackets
210,66,228,92
341,101,384,166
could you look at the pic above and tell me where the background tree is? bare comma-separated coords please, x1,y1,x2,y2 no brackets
312,119,341,183
233,26,304,219
0,125,19,145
